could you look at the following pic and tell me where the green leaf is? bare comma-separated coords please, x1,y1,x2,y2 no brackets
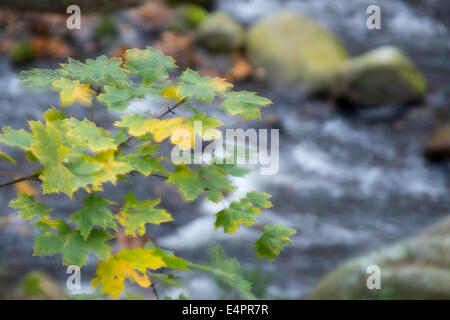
9,194,51,220
84,229,114,260
166,164,204,201
125,47,177,85
66,156,103,191
198,166,235,202
254,224,296,261
33,233,64,257
29,120,68,165
40,163,74,196
152,248,190,270
118,192,172,236
123,154,165,176
70,195,117,240
65,118,117,153
61,56,129,85
208,245,255,300
215,199,260,234
178,69,232,103
246,191,273,209
97,85,132,111
61,232,88,266
0,126,35,150
219,91,272,119
18,69,62,88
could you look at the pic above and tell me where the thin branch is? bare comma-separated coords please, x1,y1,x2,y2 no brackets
150,282,160,300
0,174,40,189
157,97,189,119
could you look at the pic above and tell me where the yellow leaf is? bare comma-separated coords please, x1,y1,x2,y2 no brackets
212,77,233,94
52,78,95,107
162,86,181,100
91,247,165,298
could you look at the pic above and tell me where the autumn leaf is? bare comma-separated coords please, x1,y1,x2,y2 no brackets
52,78,95,107
92,247,166,298
254,224,296,261
178,69,232,103
219,91,272,119
117,192,172,236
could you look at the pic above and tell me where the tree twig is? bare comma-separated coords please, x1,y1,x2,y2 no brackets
158,97,189,119
0,174,41,189
150,282,160,300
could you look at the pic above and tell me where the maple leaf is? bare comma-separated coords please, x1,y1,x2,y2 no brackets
33,227,113,266
215,191,272,234
167,164,235,202
97,86,132,111
9,193,51,220
43,107,66,122
0,126,35,150
166,164,204,201
91,247,166,298
65,118,117,153
70,195,117,240
208,245,255,300
215,199,260,234
40,163,74,196
66,156,103,191
114,114,158,137
61,56,129,85
219,91,272,119
28,120,68,165
52,78,95,107
18,69,62,88
178,69,233,103
89,150,133,188
254,224,296,261
123,154,166,176
125,47,177,85
117,192,172,236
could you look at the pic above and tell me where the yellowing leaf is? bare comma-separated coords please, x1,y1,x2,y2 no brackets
162,86,181,100
117,192,172,236
52,78,95,107
178,69,233,103
92,247,166,298
0,148,17,164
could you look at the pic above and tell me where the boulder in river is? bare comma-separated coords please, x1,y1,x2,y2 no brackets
424,124,450,160
309,215,450,299
335,46,426,108
246,11,349,92
196,12,245,53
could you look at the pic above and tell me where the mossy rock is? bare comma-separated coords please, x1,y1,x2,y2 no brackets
424,124,450,160
9,40,35,65
246,11,348,92
165,0,213,10
309,216,450,300
94,15,119,41
335,46,426,108
168,4,208,31
196,12,244,53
